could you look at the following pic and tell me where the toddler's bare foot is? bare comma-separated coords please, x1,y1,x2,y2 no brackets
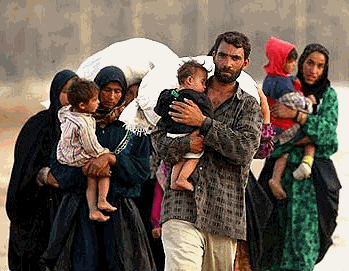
152,228,162,239
98,200,117,212
89,209,110,222
171,179,194,191
268,179,287,200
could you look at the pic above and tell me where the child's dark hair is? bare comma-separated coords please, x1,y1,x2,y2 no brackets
67,79,100,107
287,48,298,62
177,60,208,85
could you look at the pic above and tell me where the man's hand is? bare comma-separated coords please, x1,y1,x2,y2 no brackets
82,153,116,177
169,98,205,127
271,102,297,119
190,130,204,153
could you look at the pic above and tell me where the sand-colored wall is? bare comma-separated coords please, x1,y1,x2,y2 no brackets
1,0,349,83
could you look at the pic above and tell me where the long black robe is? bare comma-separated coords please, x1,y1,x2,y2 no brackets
5,70,77,271
245,171,274,271
41,121,156,271
40,66,156,271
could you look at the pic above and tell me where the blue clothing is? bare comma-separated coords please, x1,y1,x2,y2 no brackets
262,75,297,100
43,120,156,270
263,75,312,146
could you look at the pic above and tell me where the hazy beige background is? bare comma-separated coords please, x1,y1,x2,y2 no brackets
2,0,349,110
2,0,349,81
1,0,349,270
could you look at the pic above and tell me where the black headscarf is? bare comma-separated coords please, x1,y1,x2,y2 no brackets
6,69,78,221
94,66,127,104
49,69,79,141
49,70,78,113
296,43,331,102
94,66,127,127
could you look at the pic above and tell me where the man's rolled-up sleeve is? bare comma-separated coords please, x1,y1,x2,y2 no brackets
151,126,191,165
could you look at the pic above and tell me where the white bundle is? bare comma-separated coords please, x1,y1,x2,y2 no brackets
76,38,179,86
119,55,259,135
41,38,179,109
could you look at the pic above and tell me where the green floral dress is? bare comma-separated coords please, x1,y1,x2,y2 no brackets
269,86,338,271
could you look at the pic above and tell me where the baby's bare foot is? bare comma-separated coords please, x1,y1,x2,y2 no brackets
98,200,117,212
171,179,194,191
268,179,287,200
89,209,110,222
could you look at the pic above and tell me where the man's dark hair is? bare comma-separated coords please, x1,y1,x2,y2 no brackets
177,60,208,85
287,48,298,62
67,79,100,107
209,31,251,60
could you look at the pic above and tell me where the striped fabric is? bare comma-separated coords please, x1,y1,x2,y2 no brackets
278,91,314,113
274,92,314,145
57,105,110,167
151,85,263,240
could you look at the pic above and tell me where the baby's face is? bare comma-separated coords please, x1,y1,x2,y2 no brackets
284,59,296,75
188,69,207,93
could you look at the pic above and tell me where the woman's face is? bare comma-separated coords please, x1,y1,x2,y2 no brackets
59,77,77,106
302,51,326,85
99,81,123,109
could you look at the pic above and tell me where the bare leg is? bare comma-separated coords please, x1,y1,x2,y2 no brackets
293,143,315,180
171,158,198,191
171,161,183,184
170,160,186,190
86,177,110,222
304,143,316,158
97,177,117,212
269,154,288,199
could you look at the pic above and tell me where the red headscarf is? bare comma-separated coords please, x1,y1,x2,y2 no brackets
264,36,296,77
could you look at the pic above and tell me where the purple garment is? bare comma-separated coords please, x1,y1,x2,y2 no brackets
151,181,163,229
254,123,275,159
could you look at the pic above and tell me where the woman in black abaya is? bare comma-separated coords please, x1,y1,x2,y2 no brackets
40,66,156,271
6,70,78,271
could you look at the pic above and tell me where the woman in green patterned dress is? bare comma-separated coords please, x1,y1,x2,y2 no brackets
258,44,341,271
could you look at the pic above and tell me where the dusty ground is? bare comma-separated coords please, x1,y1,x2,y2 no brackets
0,83,348,270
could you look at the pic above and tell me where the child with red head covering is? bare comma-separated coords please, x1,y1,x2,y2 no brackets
262,37,317,200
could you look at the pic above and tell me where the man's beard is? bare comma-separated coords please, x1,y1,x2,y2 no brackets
214,66,243,84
